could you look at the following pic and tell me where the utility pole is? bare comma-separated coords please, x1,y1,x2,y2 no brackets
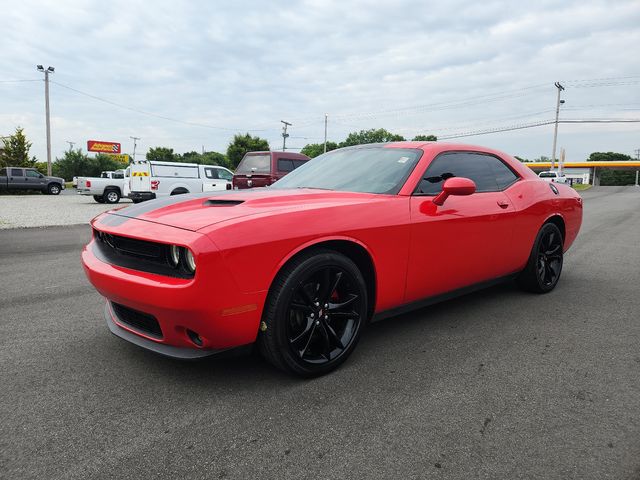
551,82,565,171
635,149,639,187
37,65,54,176
130,136,140,163
324,114,328,153
66,141,75,151
281,120,291,151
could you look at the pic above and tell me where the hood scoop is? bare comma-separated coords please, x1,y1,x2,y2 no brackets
203,199,244,207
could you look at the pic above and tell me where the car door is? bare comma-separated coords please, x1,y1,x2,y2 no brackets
202,167,226,191
9,168,27,189
405,151,519,303
25,169,46,189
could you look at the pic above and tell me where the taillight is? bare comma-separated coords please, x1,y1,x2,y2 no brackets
86,180,91,187
151,180,160,190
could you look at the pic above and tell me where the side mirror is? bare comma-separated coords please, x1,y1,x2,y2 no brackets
433,177,476,206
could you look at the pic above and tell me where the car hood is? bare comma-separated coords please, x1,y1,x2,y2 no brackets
105,188,382,231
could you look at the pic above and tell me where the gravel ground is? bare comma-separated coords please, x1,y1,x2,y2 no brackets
0,192,132,229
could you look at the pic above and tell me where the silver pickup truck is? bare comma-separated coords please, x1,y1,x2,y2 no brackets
77,169,128,204
0,167,65,194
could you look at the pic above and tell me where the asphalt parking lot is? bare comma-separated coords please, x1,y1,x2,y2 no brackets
1,186,639,479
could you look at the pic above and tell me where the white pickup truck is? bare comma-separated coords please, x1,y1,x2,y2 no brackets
77,169,130,204
128,161,233,203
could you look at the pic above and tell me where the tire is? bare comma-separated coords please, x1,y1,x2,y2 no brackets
258,249,368,377
132,199,143,204
93,195,105,203
48,183,61,195
170,188,189,196
103,189,120,204
516,223,564,293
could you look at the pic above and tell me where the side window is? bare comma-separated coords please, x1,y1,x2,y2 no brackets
415,152,518,195
277,158,294,172
490,157,519,189
292,160,307,170
204,168,218,179
11,168,24,176
216,169,233,181
26,170,40,178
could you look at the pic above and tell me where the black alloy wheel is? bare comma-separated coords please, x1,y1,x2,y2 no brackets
517,222,564,293
259,250,368,377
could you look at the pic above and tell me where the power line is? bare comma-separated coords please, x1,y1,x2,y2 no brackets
438,118,640,140
0,79,40,83
49,80,275,133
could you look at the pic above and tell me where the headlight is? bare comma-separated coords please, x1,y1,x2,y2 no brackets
184,248,196,273
169,245,180,267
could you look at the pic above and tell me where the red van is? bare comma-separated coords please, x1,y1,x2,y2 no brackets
232,151,311,189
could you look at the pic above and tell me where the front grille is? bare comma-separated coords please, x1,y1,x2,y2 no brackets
111,302,163,339
93,229,194,279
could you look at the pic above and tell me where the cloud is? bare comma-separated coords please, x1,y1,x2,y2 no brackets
1,0,639,161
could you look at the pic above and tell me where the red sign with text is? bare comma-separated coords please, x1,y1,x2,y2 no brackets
87,140,121,154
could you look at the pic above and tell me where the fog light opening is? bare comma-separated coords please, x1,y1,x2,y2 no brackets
186,329,203,347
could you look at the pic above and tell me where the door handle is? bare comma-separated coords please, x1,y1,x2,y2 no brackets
497,200,510,209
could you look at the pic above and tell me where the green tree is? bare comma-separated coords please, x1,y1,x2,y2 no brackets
52,151,123,180
226,133,269,169
146,147,179,162
34,162,48,175
1,127,36,168
588,151,636,186
179,151,230,168
91,154,123,174
411,134,437,141
52,149,90,180
300,141,338,158
339,128,405,148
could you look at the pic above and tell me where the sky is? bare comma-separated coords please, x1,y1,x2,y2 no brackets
1,0,639,163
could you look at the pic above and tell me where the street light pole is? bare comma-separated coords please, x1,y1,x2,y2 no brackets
281,120,291,151
37,65,54,175
65,141,75,151
130,136,140,163
551,82,565,171
324,114,328,153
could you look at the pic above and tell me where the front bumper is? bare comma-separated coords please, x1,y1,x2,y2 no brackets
82,216,266,355
105,302,224,359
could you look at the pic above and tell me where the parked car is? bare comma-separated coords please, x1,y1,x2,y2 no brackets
0,167,65,195
83,142,582,377
538,171,567,183
232,151,310,189
127,161,233,203
77,169,128,204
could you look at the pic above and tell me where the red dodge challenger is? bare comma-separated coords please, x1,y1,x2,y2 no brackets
82,142,582,376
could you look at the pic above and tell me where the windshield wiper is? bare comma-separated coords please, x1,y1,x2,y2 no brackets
295,186,335,191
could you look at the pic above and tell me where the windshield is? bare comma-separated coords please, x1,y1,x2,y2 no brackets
236,154,271,174
271,147,422,194
539,172,557,178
